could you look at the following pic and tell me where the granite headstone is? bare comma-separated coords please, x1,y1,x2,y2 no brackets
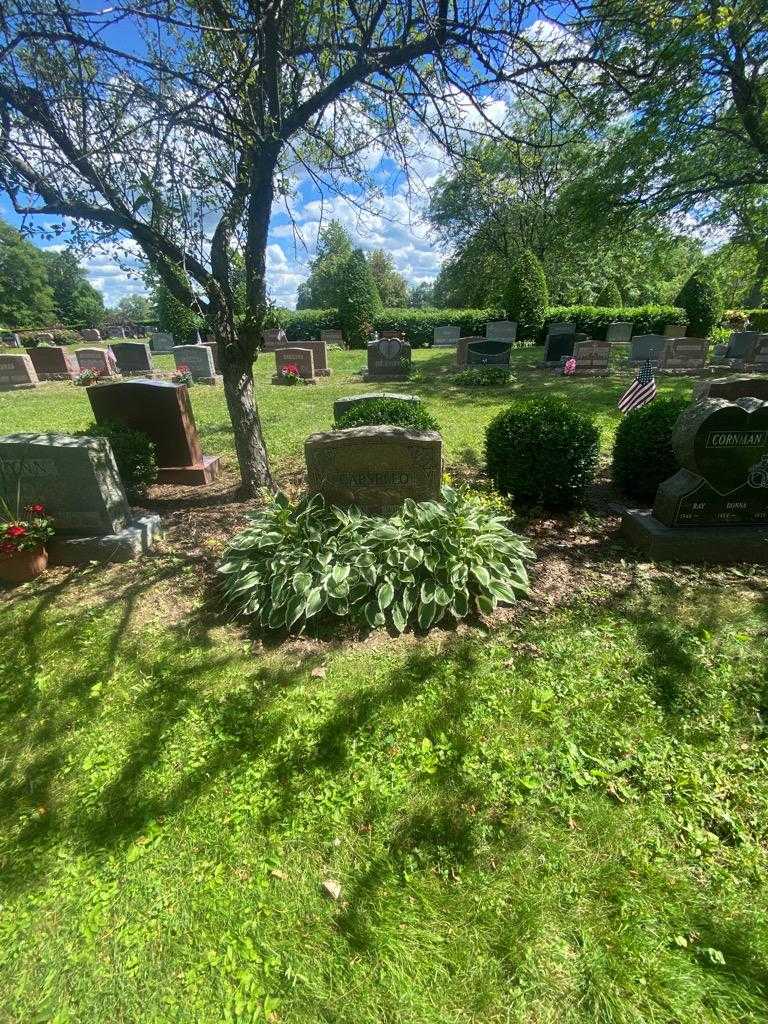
320,329,344,346
694,376,768,403
664,324,688,338
456,336,485,370
75,348,118,377
485,321,517,343
173,344,217,382
433,326,461,347
111,341,154,376
572,339,611,372
658,338,708,370
28,346,78,381
365,338,411,380
629,334,667,364
3,332,22,348
262,328,288,351
273,347,315,382
606,322,633,343
150,332,174,353
0,354,38,391
466,340,512,367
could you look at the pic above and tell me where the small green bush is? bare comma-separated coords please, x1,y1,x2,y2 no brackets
596,281,623,307
85,420,158,498
334,397,439,432
504,249,549,341
454,366,513,386
218,486,534,632
338,249,383,348
612,396,687,502
675,266,723,337
724,308,768,332
485,397,600,510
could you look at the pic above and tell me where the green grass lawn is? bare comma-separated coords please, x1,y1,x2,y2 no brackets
0,346,697,472
2,346,767,1023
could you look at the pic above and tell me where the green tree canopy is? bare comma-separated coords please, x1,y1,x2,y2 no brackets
366,250,409,307
504,249,549,340
296,221,354,309
0,220,56,328
43,250,104,328
338,248,383,347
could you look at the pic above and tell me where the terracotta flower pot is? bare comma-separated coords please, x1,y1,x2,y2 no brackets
0,546,49,584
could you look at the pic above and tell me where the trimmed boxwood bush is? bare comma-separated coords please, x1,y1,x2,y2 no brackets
541,305,687,343
218,486,534,632
335,397,439,432
612,396,687,502
278,307,502,348
85,420,158,498
485,397,600,509
675,266,723,337
454,366,513,386
504,249,549,341
338,249,383,348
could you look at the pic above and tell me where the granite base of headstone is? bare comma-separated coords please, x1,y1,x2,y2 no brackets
111,341,154,377
364,338,412,381
305,425,442,514
272,347,316,384
333,392,420,422
173,344,218,384
0,433,162,564
0,354,39,390
87,380,221,485
621,396,768,563
28,346,78,381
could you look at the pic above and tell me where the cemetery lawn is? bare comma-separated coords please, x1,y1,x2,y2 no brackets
2,346,768,1022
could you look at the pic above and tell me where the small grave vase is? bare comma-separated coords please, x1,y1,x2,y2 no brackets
0,546,49,584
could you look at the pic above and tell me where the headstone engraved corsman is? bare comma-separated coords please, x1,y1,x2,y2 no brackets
485,321,517,343
0,433,161,564
333,392,420,423
433,325,461,347
0,354,39,390
305,426,442,514
365,338,411,380
622,397,768,562
273,347,315,383
111,341,154,376
28,346,78,381
87,380,221,484
173,344,217,383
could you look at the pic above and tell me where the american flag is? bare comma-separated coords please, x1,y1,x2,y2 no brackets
618,358,656,414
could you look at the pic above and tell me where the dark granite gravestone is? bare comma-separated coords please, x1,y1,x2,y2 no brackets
664,324,687,338
305,425,442,514
273,347,315,382
752,337,768,371
28,346,78,381
724,332,760,361
87,379,221,484
629,334,667,364
485,321,517,343
467,340,512,367
572,340,611,372
658,338,708,370
173,344,217,382
150,332,174,353
455,337,485,370
262,328,288,351
365,338,412,380
75,348,118,377
694,376,768,403
333,392,420,422
543,333,576,364
546,322,575,337
0,433,161,563
111,341,153,376
621,397,768,562
0,354,39,390
606,322,633,343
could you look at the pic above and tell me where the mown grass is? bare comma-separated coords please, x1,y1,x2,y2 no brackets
1,560,767,1023
0,346,696,472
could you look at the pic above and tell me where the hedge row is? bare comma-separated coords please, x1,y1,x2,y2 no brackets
724,308,768,332
277,305,688,347
541,305,688,342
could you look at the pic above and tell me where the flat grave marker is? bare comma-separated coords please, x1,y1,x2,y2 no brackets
305,425,442,514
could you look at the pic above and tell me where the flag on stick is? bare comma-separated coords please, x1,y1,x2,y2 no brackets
618,358,656,414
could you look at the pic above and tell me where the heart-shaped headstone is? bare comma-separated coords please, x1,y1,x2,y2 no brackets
673,398,768,496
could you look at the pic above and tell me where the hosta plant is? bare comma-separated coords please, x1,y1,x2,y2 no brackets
218,486,534,633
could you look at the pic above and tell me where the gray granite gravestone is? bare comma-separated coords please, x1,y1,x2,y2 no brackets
546,322,575,337
606,322,633,343
150,332,174,353
629,334,667,364
273,347,315,382
485,321,517,343
262,328,288,351
433,325,461,347
305,425,442,514
0,433,161,564
664,324,688,338
622,397,768,562
714,331,761,363
320,329,344,346
75,348,118,377
572,340,611,372
0,354,38,391
365,338,412,380
203,340,220,373
694,376,768,403
28,346,78,381
173,344,217,382
2,332,22,348
751,337,768,371
658,338,708,370
79,329,102,343
111,341,154,376
333,392,420,423
466,340,512,367
296,339,330,376
107,326,126,339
